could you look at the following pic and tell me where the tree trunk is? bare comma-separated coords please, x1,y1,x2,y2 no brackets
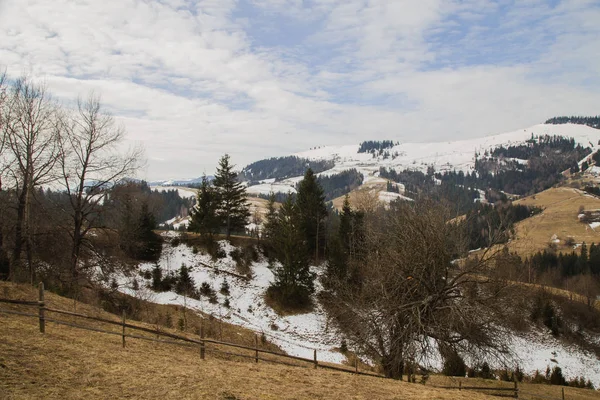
10,187,28,282
226,214,231,240
382,354,404,380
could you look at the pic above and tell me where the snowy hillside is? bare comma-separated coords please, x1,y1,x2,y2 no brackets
245,123,600,196
117,235,345,364
115,236,600,386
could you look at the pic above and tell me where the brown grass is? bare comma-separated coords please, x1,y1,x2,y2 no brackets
0,283,498,400
508,187,600,257
427,375,600,400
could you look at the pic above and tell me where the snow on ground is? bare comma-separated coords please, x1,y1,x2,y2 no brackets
245,123,600,198
378,191,413,203
116,235,600,382
510,328,600,387
151,185,197,199
245,182,297,196
292,124,600,175
118,239,345,364
590,222,600,230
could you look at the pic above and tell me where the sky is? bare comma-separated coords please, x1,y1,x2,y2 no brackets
1,0,599,180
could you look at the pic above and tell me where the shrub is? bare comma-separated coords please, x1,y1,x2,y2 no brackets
550,366,566,386
220,279,230,295
442,350,467,377
514,365,524,382
340,339,348,353
199,282,214,297
478,362,494,380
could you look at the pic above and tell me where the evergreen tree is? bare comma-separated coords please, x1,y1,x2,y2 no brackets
339,195,352,252
262,192,278,241
175,264,196,297
268,196,315,307
296,168,327,261
213,154,250,239
188,175,220,237
136,203,163,261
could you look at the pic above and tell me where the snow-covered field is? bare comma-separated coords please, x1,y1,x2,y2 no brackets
115,236,600,385
118,237,345,364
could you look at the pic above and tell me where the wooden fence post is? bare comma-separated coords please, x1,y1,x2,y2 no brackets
313,349,318,369
121,310,126,348
254,334,259,363
562,387,565,400
200,324,205,360
38,282,45,333
514,379,518,399
355,357,358,374
459,381,462,391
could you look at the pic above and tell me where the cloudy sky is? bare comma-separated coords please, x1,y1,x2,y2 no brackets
1,0,599,180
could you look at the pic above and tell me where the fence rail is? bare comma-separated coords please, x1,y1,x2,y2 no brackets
0,283,382,380
3,284,579,399
432,380,519,398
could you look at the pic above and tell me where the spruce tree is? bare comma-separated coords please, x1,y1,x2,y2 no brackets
269,196,315,307
296,168,327,261
175,264,196,297
262,192,278,241
213,154,250,239
188,175,219,237
136,203,163,261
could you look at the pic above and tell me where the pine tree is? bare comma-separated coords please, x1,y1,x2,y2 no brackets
175,264,196,297
339,195,352,252
269,196,315,307
213,154,250,239
296,168,327,261
136,203,163,261
188,175,220,237
262,192,278,241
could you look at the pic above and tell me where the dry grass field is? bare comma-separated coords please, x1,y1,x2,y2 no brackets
427,375,600,400
0,282,494,400
508,187,600,257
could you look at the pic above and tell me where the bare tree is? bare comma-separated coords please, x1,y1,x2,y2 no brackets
57,93,143,286
2,77,60,281
327,200,513,379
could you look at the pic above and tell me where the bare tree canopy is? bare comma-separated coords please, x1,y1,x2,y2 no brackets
1,77,60,281
326,199,514,379
57,93,143,284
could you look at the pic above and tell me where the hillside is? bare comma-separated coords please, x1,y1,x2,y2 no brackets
103,233,600,388
0,281,494,400
506,187,600,257
242,123,600,203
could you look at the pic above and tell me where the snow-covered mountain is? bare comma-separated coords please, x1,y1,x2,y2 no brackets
149,176,211,187
244,123,600,197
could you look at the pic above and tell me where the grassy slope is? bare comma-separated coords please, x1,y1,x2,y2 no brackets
510,187,600,257
0,282,493,400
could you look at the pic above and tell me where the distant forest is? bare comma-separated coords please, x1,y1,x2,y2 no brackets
545,116,600,129
358,140,397,153
256,169,364,203
239,156,334,183
317,169,364,201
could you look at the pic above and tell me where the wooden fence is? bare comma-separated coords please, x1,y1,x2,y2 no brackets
432,381,519,398
2,283,581,399
0,282,382,379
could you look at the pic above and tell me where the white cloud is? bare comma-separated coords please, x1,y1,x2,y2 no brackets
1,0,599,179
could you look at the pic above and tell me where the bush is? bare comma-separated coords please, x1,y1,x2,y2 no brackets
550,366,566,386
199,282,214,297
442,350,467,377
220,279,230,295
340,339,348,353
478,362,494,380
514,365,524,382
